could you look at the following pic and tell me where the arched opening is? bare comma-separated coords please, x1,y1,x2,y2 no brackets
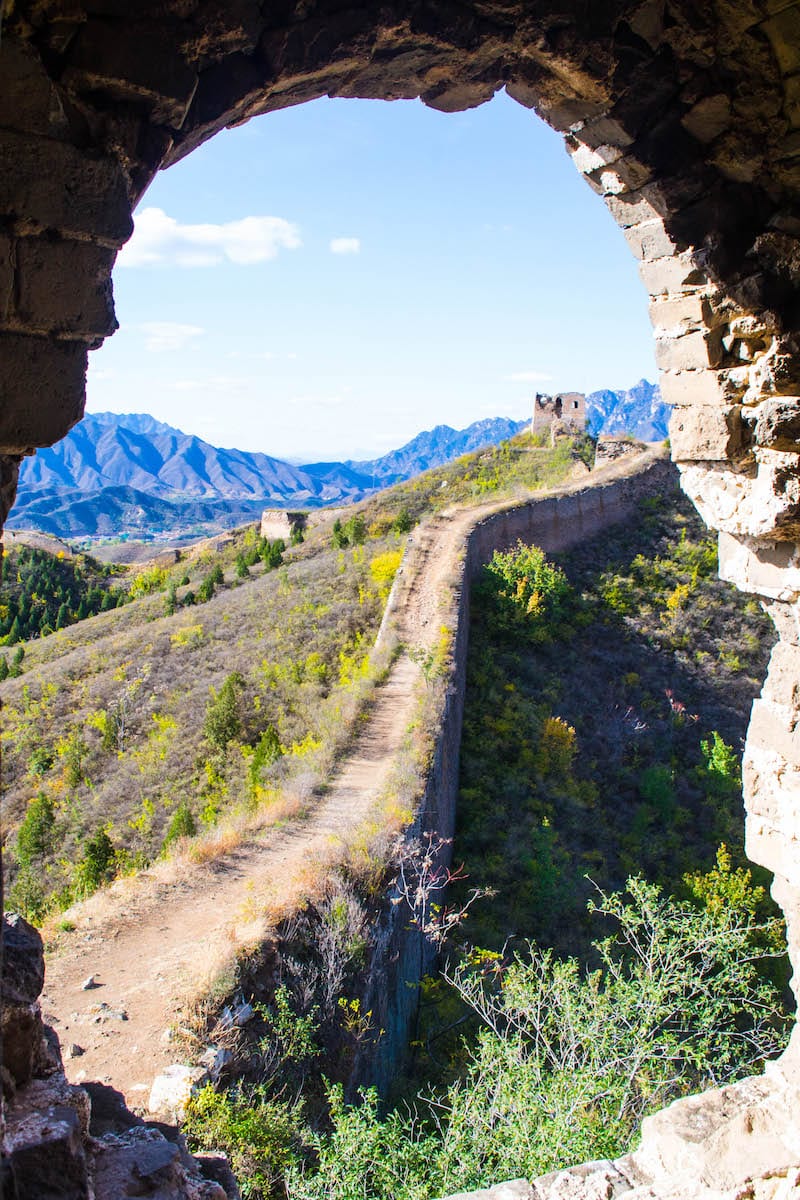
81,91,655,465
2,2,800,1179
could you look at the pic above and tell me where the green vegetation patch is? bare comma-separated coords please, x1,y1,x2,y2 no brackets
451,491,777,957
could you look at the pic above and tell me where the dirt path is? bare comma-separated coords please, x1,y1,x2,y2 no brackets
40,501,476,1109
42,451,660,1109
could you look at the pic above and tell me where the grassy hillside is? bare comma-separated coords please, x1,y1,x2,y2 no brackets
451,489,777,955
1,529,397,921
2,432,591,922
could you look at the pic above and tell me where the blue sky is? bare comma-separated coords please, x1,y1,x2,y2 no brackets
87,90,657,462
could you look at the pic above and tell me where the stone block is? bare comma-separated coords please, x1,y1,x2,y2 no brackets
148,1063,208,1120
443,1181,533,1200
569,139,623,176
623,217,678,261
681,94,732,143
15,237,117,338
749,697,800,768
639,251,706,297
648,293,710,335
0,333,87,453
588,155,652,196
719,531,800,600
655,328,719,372
761,596,800,645
0,38,70,139
574,115,634,151
669,404,747,461
92,1126,228,1199
2,913,45,1005
761,8,800,76
0,130,132,245
763,640,800,709
5,1103,89,1200
1,1003,45,1087
64,19,198,127
754,397,800,450
605,187,664,229
784,72,800,130
660,366,744,407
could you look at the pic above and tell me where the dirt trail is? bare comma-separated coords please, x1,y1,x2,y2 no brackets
42,451,659,1109
41,512,476,1110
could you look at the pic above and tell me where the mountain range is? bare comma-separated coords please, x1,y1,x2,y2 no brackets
8,382,668,539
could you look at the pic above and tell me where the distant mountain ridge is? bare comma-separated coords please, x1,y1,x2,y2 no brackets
9,381,668,538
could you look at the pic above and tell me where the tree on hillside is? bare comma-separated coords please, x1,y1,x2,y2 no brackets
203,672,245,754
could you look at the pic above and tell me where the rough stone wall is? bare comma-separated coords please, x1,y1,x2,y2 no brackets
358,455,675,1093
2,0,800,1090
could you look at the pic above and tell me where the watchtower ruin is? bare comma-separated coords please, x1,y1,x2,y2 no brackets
531,392,586,437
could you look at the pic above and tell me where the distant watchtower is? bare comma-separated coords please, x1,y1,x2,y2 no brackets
531,392,586,437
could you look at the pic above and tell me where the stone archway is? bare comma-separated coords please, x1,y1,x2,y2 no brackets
2,1,800,1067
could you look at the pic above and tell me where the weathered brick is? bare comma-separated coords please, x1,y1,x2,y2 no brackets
648,293,710,333
719,530,800,599
0,37,70,139
0,332,86,452
623,218,678,261
655,328,719,372
63,18,198,127
749,697,800,768
0,130,132,245
669,403,747,461
661,367,746,407
639,251,706,297
15,237,117,338
569,139,624,175
681,94,732,144
589,155,653,196
761,7,800,75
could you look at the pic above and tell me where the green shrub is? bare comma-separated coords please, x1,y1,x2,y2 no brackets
184,1084,303,1199
74,826,117,897
162,800,196,851
480,541,572,642
203,672,245,754
15,793,56,865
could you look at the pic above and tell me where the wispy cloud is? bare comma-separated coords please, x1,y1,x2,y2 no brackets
141,322,205,353
118,207,302,268
329,237,361,256
504,370,553,383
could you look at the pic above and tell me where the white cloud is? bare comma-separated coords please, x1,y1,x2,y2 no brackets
118,207,302,268
329,237,361,256
504,370,553,383
141,322,205,353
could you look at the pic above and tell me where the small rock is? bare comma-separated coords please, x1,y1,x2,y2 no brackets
148,1064,208,1120
90,1002,127,1022
81,975,99,990
198,1046,233,1082
65,1043,84,1059
234,1002,254,1027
